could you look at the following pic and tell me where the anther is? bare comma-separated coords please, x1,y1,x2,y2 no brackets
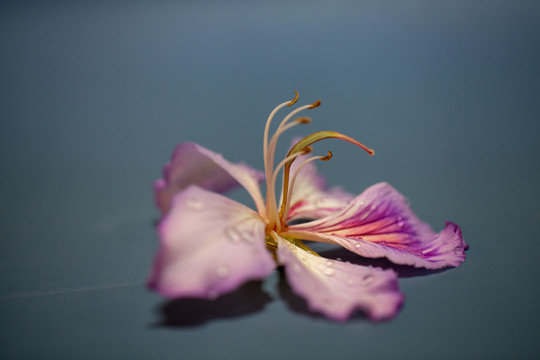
294,117,312,124
287,91,299,106
308,99,321,109
321,151,333,161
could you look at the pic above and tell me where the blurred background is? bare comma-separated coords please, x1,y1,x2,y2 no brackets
1,1,539,359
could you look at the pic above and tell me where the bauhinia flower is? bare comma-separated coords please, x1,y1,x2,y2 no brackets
148,92,467,321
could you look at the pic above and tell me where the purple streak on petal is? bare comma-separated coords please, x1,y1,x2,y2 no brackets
148,186,275,299
276,237,403,321
155,142,265,214
284,139,354,221
288,182,467,269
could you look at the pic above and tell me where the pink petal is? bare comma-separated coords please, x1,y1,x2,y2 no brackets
285,152,354,221
276,236,403,321
155,142,265,214
148,185,275,299
287,182,467,269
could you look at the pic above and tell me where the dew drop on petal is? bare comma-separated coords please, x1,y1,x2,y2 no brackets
380,241,387,246
354,243,361,249
216,266,229,278
323,267,335,276
239,229,254,242
225,226,241,243
362,274,374,283
325,260,334,267
185,197,204,211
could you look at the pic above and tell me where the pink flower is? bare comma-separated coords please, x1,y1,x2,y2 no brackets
148,92,466,321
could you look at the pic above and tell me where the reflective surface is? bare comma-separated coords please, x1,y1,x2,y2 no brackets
1,1,539,359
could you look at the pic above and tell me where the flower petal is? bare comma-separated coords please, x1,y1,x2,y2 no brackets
148,185,275,299
155,142,265,214
286,182,466,269
285,151,354,221
276,236,403,321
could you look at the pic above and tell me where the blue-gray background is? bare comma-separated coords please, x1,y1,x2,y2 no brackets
1,1,539,359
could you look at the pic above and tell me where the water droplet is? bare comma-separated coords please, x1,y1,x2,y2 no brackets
239,229,254,242
336,258,342,261
415,251,424,257
185,198,204,211
225,226,241,243
216,266,229,278
325,260,334,267
323,267,335,276
359,201,365,206
362,274,374,283
398,221,405,227
354,243,361,249
380,241,387,246
355,236,363,241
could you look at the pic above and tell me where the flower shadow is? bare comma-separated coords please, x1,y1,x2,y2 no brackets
318,247,451,278
152,280,273,328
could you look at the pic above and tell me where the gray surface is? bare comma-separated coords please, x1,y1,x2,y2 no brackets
1,1,539,359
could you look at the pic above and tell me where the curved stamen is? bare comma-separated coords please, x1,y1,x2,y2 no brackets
278,131,374,224
263,92,299,215
266,102,319,186
268,148,311,232
279,151,333,223
265,100,319,223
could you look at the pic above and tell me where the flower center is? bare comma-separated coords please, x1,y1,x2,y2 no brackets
261,92,375,240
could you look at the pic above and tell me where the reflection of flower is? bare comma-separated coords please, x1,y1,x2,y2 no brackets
148,92,466,321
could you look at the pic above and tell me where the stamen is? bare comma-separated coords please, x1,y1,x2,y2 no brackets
263,91,301,218
268,148,311,232
279,151,333,222
278,131,374,223
294,116,312,124
264,97,320,226
287,91,299,106
308,99,321,109
320,150,333,161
